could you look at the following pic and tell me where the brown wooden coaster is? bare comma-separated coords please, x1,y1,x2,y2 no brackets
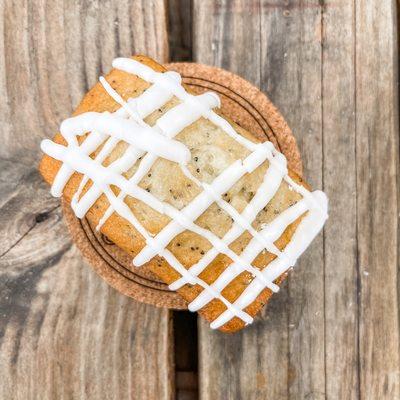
62,62,302,310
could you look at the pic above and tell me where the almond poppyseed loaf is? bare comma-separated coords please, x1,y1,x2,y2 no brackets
39,55,328,333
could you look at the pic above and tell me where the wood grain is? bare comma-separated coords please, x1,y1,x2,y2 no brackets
194,0,400,399
0,0,168,164
260,2,325,399
322,2,359,399
194,1,289,399
355,1,400,399
194,1,325,398
0,1,173,399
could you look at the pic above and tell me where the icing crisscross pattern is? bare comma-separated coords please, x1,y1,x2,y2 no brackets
41,58,328,329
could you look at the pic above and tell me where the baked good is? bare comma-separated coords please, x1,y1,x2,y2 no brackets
39,55,328,333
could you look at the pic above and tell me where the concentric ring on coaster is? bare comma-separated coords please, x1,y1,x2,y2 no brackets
62,62,302,310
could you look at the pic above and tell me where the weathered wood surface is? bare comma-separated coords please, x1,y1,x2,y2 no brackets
194,2,289,399
194,1,323,398
355,2,399,399
1,0,399,399
322,2,359,399
194,0,399,399
0,1,173,399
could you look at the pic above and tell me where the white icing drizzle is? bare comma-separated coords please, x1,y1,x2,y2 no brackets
169,152,288,292
210,191,328,329
41,57,328,329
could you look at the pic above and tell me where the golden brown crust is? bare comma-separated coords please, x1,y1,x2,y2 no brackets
39,55,309,333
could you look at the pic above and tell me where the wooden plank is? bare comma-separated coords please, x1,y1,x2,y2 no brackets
193,2,288,399
0,1,173,399
194,1,326,399
259,2,325,399
322,2,359,399
355,1,400,399
0,0,168,164
0,165,173,400
0,163,173,400
193,0,261,85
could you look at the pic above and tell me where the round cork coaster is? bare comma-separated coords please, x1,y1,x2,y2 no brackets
62,62,302,310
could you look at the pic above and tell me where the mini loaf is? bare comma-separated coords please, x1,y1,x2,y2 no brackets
39,55,328,333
